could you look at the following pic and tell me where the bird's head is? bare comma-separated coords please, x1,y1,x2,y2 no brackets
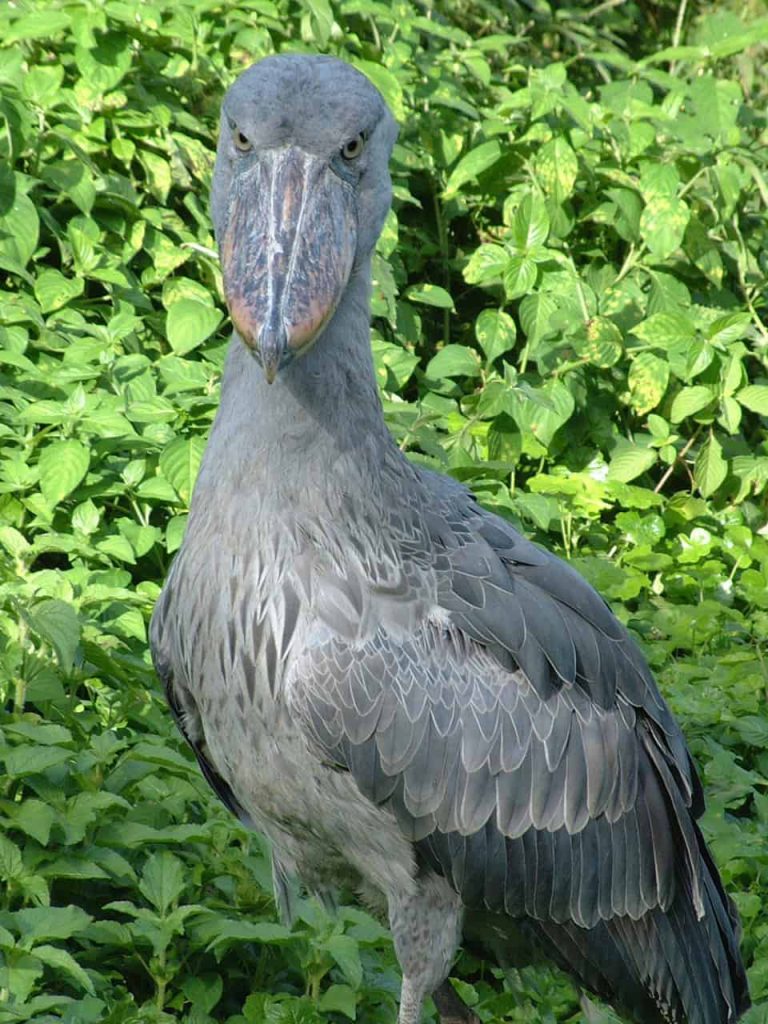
211,54,398,383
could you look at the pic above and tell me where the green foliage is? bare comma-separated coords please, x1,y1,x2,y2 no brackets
1,0,767,1021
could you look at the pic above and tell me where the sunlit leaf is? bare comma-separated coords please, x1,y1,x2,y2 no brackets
166,299,223,355
427,344,480,378
533,137,578,200
640,195,690,259
670,385,715,422
628,352,669,413
607,442,657,482
38,440,90,506
444,140,501,195
737,385,768,415
503,254,537,299
576,316,623,367
475,308,516,363
695,432,727,497
159,436,206,504
28,599,81,672
406,284,454,309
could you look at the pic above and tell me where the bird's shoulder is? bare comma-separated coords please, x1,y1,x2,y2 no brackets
316,461,667,719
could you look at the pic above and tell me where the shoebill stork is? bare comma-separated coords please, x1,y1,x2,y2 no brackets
150,54,750,1024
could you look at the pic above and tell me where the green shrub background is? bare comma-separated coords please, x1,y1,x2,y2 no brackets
1,0,767,1021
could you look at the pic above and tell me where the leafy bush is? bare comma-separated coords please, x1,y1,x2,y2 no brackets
1,0,767,1021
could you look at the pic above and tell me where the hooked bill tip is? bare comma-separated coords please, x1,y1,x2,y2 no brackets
259,321,288,384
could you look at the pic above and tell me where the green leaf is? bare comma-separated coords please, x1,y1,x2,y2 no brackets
22,63,64,105
72,498,100,535
166,299,223,355
518,293,556,346
11,801,57,846
139,853,186,915
695,433,727,497
639,163,679,200
708,312,751,346
406,284,454,309
533,137,578,200
0,835,23,880
29,599,81,672
503,254,537,299
0,525,30,558
5,10,70,41
607,442,657,483
3,745,72,778
426,345,480,379
0,180,40,268
463,244,507,286
204,920,294,952
1,952,42,1003
511,193,550,250
73,32,131,93
475,309,516,363
736,385,768,415
670,385,715,423
159,436,206,504
96,535,136,564
640,195,690,259
632,312,696,347
15,905,92,944
33,269,84,313
318,984,357,1020
628,353,669,414
508,380,575,448
719,396,742,434
31,945,95,993
323,934,363,988
182,976,224,1015
166,514,188,554
576,317,622,367
38,439,90,506
444,140,501,195
5,723,72,746
353,60,405,120
139,150,172,203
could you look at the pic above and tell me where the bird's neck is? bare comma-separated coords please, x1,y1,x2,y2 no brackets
196,257,400,513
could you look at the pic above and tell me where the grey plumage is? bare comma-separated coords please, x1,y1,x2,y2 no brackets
150,53,750,1024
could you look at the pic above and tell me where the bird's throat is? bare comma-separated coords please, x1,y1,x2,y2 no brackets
195,258,395,512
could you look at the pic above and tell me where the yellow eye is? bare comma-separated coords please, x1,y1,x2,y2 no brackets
234,129,252,152
341,133,366,161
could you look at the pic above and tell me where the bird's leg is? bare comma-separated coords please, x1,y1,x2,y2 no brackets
388,873,464,1024
432,980,481,1023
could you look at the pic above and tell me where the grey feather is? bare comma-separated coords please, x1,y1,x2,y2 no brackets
150,53,749,1024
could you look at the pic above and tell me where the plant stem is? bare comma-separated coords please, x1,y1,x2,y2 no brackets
13,675,26,715
654,426,701,494
432,188,451,345
669,0,689,74
583,0,629,19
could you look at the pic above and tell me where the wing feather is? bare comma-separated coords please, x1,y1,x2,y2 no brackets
288,487,708,939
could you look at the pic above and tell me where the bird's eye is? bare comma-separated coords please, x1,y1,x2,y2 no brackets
234,129,252,153
340,133,366,161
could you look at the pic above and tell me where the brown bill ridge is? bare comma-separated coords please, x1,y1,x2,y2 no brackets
221,146,357,383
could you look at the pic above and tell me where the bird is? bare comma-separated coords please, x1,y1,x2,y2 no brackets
149,53,750,1024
